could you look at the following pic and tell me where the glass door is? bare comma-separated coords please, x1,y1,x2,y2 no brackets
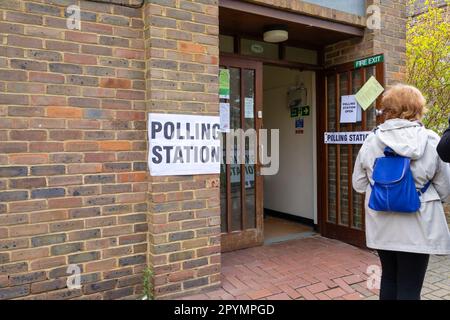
219,56,263,252
318,60,384,247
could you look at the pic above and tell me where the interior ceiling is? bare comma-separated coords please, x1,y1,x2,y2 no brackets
219,7,360,48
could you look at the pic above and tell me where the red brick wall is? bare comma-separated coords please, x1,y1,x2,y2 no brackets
144,0,221,299
0,0,147,299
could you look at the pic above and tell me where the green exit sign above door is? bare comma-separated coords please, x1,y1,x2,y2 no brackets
354,54,384,69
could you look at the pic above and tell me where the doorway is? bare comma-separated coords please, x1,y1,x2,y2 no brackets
219,57,319,252
262,65,318,244
219,57,264,252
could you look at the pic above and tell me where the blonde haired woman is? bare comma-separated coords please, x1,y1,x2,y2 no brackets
352,84,450,300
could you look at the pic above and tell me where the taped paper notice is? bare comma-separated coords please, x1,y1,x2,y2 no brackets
355,76,384,111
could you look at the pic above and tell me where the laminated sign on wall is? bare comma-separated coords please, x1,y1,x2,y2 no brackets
148,113,221,176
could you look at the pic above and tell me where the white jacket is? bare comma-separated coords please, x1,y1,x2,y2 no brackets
352,118,450,254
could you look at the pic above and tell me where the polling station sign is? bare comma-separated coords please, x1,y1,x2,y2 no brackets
324,131,371,144
148,113,221,176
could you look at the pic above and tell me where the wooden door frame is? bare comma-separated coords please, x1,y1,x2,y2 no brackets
219,55,264,252
220,53,322,250
317,58,385,248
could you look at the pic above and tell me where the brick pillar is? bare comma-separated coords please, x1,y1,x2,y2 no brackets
324,0,407,86
371,0,407,85
144,0,221,299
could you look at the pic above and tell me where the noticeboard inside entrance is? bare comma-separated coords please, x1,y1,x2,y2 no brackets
148,113,221,176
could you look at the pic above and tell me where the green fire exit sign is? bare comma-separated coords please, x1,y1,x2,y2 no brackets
354,54,384,69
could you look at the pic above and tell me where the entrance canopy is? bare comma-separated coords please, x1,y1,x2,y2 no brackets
219,0,365,48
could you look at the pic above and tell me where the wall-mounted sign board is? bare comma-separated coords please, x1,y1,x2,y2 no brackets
354,54,383,69
324,131,371,144
295,117,304,135
301,105,310,116
148,113,221,176
290,106,310,118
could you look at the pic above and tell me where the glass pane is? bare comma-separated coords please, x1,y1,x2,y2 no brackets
285,46,318,65
240,39,278,60
326,75,336,223
243,69,256,229
339,72,349,226
219,35,234,53
352,69,364,229
366,66,377,129
352,144,363,229
229,67,242,231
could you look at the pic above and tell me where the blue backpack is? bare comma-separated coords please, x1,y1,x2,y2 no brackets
368,146,431,213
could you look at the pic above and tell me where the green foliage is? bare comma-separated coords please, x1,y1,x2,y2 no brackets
406,0,450,134
142,266,154,300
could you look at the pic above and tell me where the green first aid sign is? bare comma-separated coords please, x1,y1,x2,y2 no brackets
301,106,310,116
354,54,384,69
290,106,310,118
290,107,299,118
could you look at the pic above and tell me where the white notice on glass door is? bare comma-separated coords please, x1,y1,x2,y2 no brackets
219,102,230,132
244,97,254,118
340,95,361,123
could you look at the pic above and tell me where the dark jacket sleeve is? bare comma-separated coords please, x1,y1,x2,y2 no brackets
437,118,450,163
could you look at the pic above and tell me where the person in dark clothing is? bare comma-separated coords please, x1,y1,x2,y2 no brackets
377,250,430,300
437,118,450,162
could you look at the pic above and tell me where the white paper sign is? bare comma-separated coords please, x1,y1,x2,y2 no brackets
148,113,221,176
340,95,362,123
244,97,254,118
324,131,371,144
219,102,230,132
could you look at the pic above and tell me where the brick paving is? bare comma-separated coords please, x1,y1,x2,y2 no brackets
180,236,450,300
422,255,450,300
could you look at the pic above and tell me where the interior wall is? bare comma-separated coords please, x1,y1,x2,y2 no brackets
263,65,316,221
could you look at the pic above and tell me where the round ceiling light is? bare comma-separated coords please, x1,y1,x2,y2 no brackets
263,25,288,43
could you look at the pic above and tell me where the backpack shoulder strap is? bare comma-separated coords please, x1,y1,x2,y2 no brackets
418,180,431,196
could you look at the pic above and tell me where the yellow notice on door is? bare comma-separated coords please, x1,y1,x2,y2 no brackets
355,76,384,111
